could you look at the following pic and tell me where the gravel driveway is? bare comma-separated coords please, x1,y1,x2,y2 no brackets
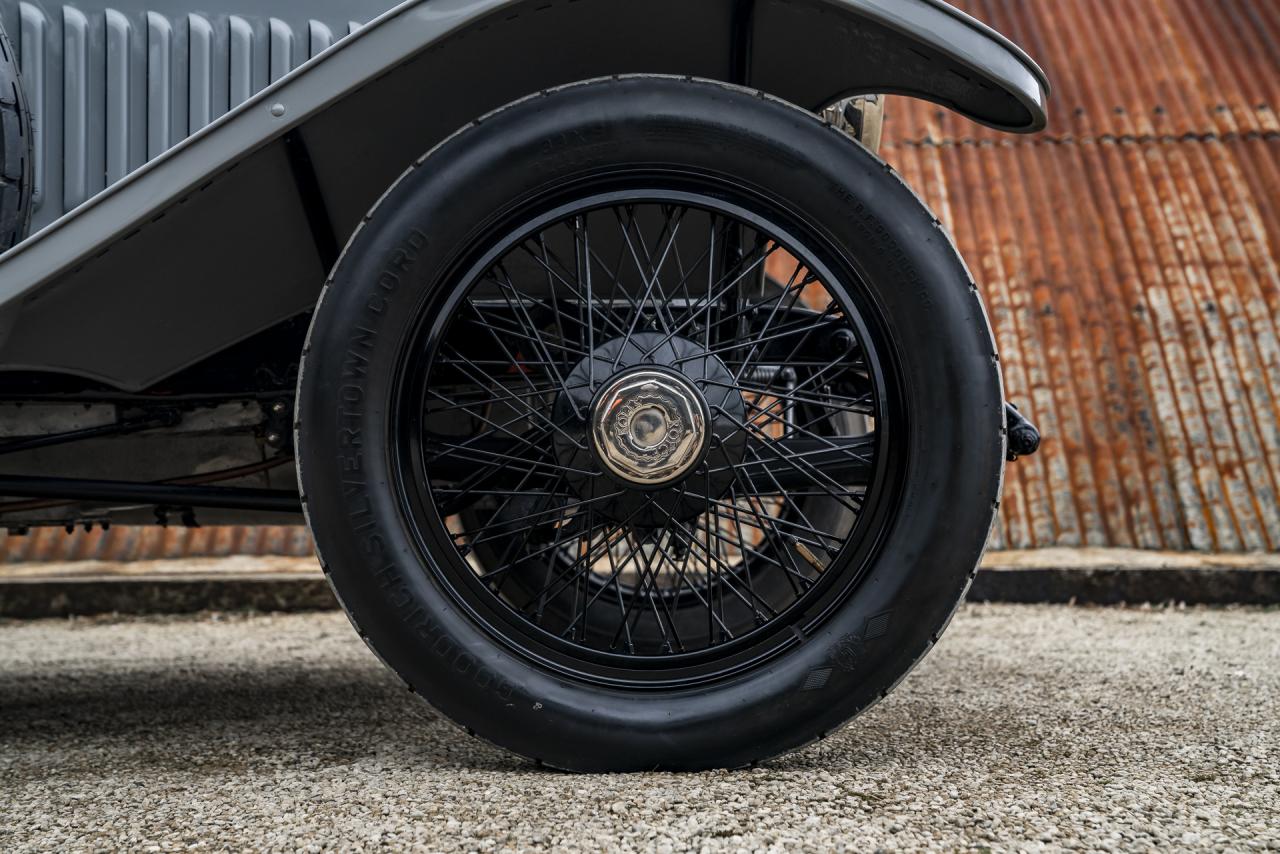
1,604,1276,852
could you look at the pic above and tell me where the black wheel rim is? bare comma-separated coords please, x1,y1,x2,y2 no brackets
393,176,905,688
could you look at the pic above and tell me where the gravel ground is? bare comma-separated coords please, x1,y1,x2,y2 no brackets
0,604,1276,852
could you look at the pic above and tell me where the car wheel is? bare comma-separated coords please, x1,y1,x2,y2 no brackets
296,76,1005,771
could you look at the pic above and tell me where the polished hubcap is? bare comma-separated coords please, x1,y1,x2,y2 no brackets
591,369,708,486
554,332,748,524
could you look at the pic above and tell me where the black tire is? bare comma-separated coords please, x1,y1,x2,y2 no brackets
297,77,1005,771
0,17,32,250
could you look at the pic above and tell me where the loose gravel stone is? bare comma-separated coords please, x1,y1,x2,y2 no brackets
0,604,1276,852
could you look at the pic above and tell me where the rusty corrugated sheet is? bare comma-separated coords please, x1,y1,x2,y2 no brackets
884,0,1280,142
0,526,314,562
3,0,1277,560
883,0,1280,551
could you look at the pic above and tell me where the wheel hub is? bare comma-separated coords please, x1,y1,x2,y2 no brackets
553,332,747,524
591,369,708,486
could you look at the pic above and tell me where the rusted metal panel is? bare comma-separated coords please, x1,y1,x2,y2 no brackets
890,136,1280,551
876,0,1280,552
0,525,315,562
883,0,1280,142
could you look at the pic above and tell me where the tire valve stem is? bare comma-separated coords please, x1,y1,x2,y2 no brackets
794,539,828,572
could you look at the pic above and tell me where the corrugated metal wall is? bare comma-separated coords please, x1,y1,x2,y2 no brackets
881,0,1279,551
2,0,1277,559
0,524,314,561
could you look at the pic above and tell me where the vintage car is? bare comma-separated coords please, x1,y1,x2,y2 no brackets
0,0,1044,770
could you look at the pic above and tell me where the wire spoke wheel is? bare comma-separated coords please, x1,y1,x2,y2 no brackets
299,78,1004,768
397,192,896,682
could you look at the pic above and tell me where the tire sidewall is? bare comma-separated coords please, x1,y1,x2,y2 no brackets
298,77,1004,771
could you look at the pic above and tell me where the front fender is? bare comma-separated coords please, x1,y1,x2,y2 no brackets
0,0,1047,390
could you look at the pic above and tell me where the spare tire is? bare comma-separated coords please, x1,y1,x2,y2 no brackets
0,17,32,250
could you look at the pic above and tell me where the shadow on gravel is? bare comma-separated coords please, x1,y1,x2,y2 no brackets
3,649,984,778
4,653,1003,779
0,658,527,777
0,629,1048,779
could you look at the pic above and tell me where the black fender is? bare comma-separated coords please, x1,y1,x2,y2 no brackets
0,0,1048,391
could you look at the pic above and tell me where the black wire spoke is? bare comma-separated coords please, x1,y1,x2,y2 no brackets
491,470,567,542
647,500,780,625
531,504,579,625
734,408,875,472
555,517,662,641
458,312,589,362
713,500,802,584
642,239,783,357
455,488,621,551
664,215,700,311
597,526,635,651
478,513,610,586
721,479,815,578
433,424,566,513
510,241,629,344
613,204,686,356
688,301,842,366
719,486,820,591
706,347,865,449
550,528,637,637
442,347,586,448
738,384,874,416
422,395,552,459
462,296,589,361
625,203,696,336
490,507,566,599
427,438,593,477
637,485,702,615
723,447,847,552
709,495,841,553
552,523,638,642
614,527,682,653
711,404,867,512
702,274,822,343
536,233,573,355
729,260,812,383
514,496,657,610
622,513,740,644
635,215,763,353
486,266,580,405
623,497,697,649
583,243,644,333
742,437,863,513
424,381,575,416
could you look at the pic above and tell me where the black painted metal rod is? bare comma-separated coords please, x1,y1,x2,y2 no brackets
0,475,302,512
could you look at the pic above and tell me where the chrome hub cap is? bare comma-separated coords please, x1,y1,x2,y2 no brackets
591,369,708,486
553,332,748,524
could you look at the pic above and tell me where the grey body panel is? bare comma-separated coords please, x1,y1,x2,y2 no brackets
0,0,1048,391
1,0,384,233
